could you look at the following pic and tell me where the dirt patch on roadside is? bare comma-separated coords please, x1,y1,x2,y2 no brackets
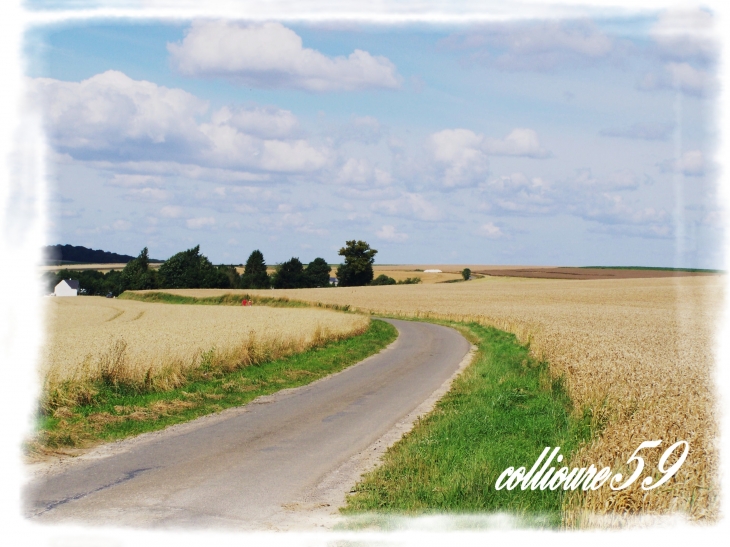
476,267,721,280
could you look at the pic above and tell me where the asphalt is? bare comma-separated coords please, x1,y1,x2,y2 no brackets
24,318,471,530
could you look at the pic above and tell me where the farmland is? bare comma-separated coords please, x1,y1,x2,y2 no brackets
157,273,723,524
40,296,369,414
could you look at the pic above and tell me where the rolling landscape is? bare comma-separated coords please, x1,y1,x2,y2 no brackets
9,3,726,543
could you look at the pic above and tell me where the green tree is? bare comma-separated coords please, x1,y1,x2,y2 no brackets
240,249,270,289
158,245,228,289
217,264,241,288
462,268,471,281
336,240,377,287
272,257,305,289
121,247,157,291
371,274,396,286
303,258,331,288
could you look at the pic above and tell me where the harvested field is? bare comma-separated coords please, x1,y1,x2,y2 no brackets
477,267,719,280
158,275,723,525
41,296,368,411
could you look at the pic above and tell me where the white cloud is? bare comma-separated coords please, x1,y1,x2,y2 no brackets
371,192,443,221
186,216,216,229
160,205,184,218
483,129,550,158
107,174,164,187
477,222,504,239
168,21,401,91
32,70,208,155
429,128,548,189
659,150,705,176
440,20,614,71
210,105,298,139
125,187,169,202
112,220,131,231
336,158,393,187
638,63,712,96
650,8,716,63
376,225,409,242
33,71,331,175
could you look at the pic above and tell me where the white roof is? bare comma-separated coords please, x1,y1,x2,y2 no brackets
423,269,442,273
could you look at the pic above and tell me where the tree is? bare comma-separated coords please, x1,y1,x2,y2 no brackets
462,268,471,281
158,245,227,289
240,250,270,289
336,240,377,287
272,257,305,289
371,274,396,286
121,247,157,291
303,258,331,288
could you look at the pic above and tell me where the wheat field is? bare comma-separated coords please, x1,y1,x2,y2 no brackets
162,275,723,524
41,296,368,411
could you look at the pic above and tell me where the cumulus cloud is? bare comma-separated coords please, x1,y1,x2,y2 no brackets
210,105,298,139
599,122,674,141
638,62,714,97
439,19,614,71
160,205,184,218
186,216,216,229
33,70,331,174
429,128,549,188
481,172,554,215
32,70,208,159
658,150,705,176
650,8,717,64
371,192,443,221
336,158,393,187
477,222,504,239
376,225,409,242
168,21,401,91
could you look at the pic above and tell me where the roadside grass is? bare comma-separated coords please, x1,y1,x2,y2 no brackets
31,319,396,453
341,320,594,529
119,290,352,311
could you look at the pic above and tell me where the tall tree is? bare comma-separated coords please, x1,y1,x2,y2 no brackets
303,258,331,288
272,257,305,289
240,249,270,289
121,247,157,291
158,245,228,289
336,240,377,287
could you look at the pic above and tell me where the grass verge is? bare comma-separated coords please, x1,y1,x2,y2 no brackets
341,320,593,529
31,319,397,453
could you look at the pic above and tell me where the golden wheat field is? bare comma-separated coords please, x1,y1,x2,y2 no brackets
41,296,368,409
160,274,723,525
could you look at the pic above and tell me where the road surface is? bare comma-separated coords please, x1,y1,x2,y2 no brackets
24,318,471,530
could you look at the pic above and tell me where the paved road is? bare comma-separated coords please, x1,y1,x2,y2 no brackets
24,318,470,530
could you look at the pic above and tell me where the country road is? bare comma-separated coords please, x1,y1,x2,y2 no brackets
24,318,472,531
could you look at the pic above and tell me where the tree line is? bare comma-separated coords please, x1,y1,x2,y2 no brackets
44,240,384,296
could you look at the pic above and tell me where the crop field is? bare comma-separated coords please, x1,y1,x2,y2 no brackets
160,274,723,525
41,296,369,412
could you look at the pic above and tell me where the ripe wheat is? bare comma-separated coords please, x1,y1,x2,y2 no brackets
173,275,722,525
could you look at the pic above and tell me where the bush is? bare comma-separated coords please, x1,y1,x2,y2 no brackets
371,274,396,286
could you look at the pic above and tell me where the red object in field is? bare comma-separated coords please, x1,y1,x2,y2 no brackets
242,299,248,306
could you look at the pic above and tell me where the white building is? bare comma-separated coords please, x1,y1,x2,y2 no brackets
54,279,79,297
423,269,442,273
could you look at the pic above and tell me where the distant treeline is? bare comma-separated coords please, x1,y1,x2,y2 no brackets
44,246,333,297
44,244,163,265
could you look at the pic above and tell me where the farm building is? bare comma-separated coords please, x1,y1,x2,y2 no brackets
54,279,79,297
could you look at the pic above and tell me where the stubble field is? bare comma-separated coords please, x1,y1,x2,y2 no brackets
162,274,723,524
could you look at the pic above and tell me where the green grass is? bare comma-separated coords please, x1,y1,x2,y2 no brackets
579,266,723,273
34,319,397,450
342,321,593,528
118,290,352,311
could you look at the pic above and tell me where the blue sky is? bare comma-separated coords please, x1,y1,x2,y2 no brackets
26,8,723,267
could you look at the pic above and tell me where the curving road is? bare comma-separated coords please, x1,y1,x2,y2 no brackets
24,318,471,530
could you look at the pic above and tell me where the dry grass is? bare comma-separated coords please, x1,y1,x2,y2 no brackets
41,296,368,412
163,275,723,525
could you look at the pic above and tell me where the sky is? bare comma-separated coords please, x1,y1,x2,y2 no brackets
24,5,724,267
